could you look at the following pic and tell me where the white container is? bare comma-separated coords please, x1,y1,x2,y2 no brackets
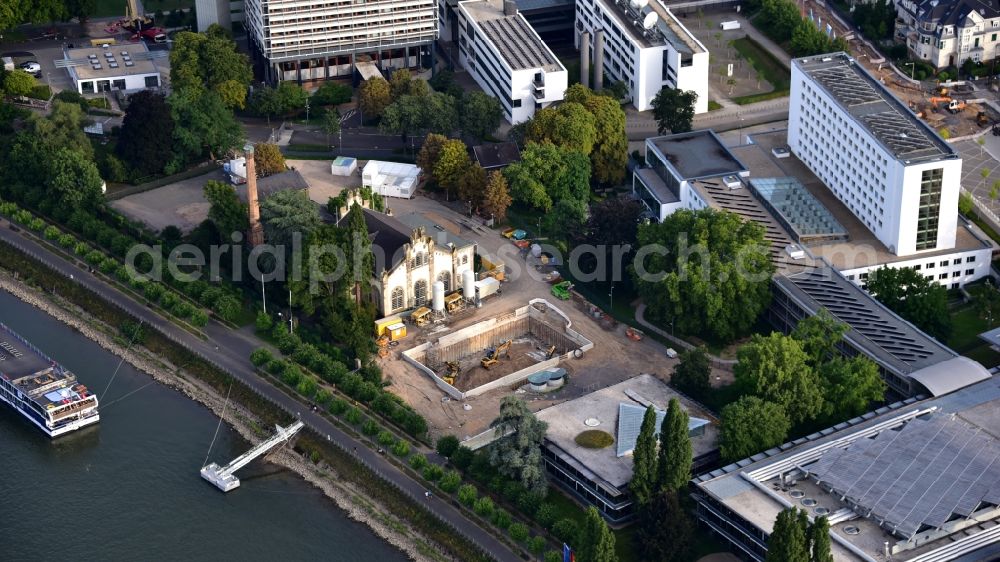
432,281,445,311
463,270,476,299
720,21,740,30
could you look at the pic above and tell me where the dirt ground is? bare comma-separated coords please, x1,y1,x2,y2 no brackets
449,338,551,392
111,169,224,232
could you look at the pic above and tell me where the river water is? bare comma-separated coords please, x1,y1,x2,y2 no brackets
0,291,408,562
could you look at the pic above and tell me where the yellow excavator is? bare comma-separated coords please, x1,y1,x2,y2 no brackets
481,340,512,370
442,361,460,385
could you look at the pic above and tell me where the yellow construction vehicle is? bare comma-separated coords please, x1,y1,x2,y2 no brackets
545,345,557,359
412,307,431,327
377,335,390,358
481,340,512,369
444,292,464,314
442,361,460,385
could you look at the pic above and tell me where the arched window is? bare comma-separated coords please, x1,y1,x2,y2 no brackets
414,280,428,306
437,271,451,292
411,252,427,268
391,287,404,311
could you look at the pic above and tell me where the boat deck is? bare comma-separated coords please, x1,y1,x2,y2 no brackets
0,322,88,408
0,323,54,380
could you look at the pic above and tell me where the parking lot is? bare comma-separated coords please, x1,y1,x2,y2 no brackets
955,134,1000,225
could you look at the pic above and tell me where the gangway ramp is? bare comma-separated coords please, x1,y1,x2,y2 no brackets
200,420,305,492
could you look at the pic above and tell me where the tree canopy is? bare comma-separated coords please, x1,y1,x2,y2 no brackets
638,491,692,562
259,190,321,249
671,346,712,398
482,170,513,223
503,142,591,212
204,179,249,238
578,506,618,562
656,398,692,493
169,90,244,167
866,266,951,340
651,88,697,134
734,333,824,424
2,69,35,97
524,102,597,155
170,26,252,109
461,91,503,141
565,84,628,184
719,396,791,462
633,208,774,342
766,507,810,562
117,91,175,176
359,78,392,119
253,143,286,177
489,396,549,495
629,405,659,507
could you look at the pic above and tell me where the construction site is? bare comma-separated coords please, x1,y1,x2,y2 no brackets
402,300,594,400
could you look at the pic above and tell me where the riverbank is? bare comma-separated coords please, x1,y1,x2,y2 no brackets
0,269,448,562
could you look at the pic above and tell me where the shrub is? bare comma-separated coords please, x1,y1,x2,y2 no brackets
255,311,273,333
423,464,444,482
251,348,274,367
362,418,380,436
29,218,45,231
189,310,209,327
502,481,524,502
451,446,475,471
58,234,76,248
492,508,512,530
144,283,165,302
410,454,429,471
213,295,242,323
315,388,332,405
329,398,348,416
43,225,60,240
392,440,410,457
296,376,317,398
436,435,460,457
200,286,224,307
282,362,303,386
473,496,495,518
160,291,179,310
85,249,105,264
574,430,614,449
74,242,90,256
439,470,461,493
266,359,285,374
377,430,395,446
535,503,557,529
345,407,362,425
99,258,117,274
517,490,544,517
551,519,579,544
172,301,194,319
528,536,547,554
276,330,302,355
458,484,478,506
12,209,32,224
509,522,529,543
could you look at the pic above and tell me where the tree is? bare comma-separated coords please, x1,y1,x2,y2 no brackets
117,91,175,176
638,491,692,562
629,405,659,507
766,507,809,562
973,281,1000,327
456,163,487,211
359,78,392,120
461,91,503,140
633,208,774,342
312,82,353,107
434,139,472,196
809,516,834,562
565,84,628,184
735,333,824,424
651,87,698,134
482,171,513,223
503,142,591,211
259,189,320,249
760,0,803,42
169,27,252,108
416,133,448,186
169,91,244,165
321,108,341,147
959,192,974,216
424,92,459,135
249,85,282,125
525,102,597,155
866,266,951,340
380,95,426,140
46,148,104,209
578,506,618,562
204,179,248,237
818,356,885,421
2,69,35,97
719,396,791,462
671,346,711,398
389,68,416,98
33,100,93,159
276,81,309,116
655,398,692,493
253,143,286,177
488,396,549,495
585,196,643,248
790,308,846,366
543,199,588,238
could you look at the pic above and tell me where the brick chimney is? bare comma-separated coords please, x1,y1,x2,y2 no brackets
245,143,264,246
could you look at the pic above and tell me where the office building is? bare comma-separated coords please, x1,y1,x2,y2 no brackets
896,0,1000,68
574,0,708,112
456,0,567,124
195,0,245,31
58,44,163,95
692,376,1000,562
788,53,962,257
243,0,438,83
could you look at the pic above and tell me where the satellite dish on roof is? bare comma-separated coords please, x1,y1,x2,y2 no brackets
636,0,649,8
643,12,658,29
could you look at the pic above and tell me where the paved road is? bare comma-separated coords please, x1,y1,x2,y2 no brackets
0,219,520,562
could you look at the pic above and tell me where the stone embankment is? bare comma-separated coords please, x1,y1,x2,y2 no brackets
0,271,446,562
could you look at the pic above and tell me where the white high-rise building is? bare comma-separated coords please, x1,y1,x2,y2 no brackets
456,0,567,124
243,0,438,83
574,0,708,113
788,53,962,257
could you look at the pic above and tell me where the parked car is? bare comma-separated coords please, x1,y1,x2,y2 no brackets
18,61,41,75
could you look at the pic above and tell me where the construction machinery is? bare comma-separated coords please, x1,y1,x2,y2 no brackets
442,361,460,385
444,292,464,314
124,0,154,32
551,281,573,300
412,306,431,327
377,335,390,358
481,340,512,370
626,327,644,341
545,345,557,359
978,111,991,126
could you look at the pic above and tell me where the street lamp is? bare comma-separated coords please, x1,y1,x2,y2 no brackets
903,62,916,80
305,99,311,122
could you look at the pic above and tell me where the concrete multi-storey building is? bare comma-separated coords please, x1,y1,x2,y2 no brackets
788,53,962,257
243,0,438,83
897,0,1000,68
195,0,245,32
574,0,708,112
456,0,567,123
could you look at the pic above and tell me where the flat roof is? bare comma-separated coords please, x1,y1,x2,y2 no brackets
693,376,1000,561
733,131,995,271
648,130,748,180
536,374,718,490
794,53,955,163
62,44,160,81
459,0,564,72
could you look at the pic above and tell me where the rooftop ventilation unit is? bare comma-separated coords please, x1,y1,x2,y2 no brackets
722,175,742,189
109,62,119,68
786,244,806,260
125,61,134,67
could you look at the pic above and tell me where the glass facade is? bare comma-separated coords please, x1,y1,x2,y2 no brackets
915,168,943,251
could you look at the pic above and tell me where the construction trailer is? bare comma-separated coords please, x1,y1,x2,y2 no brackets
475,278,501,304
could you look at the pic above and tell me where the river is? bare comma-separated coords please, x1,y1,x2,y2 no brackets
0,290,408,562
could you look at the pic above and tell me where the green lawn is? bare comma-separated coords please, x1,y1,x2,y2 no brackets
729,37,791,105
947,303,1000,368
